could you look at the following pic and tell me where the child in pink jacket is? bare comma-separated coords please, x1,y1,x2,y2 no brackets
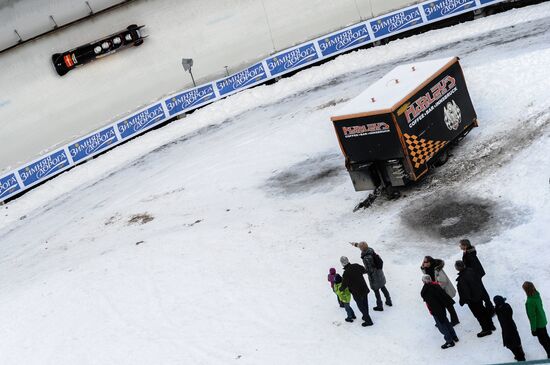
328,267,345,307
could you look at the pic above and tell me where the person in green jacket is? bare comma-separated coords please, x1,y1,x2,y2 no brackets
523,281,550,358
334,274,356,323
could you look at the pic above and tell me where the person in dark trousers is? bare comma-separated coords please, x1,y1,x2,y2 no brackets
421,256,459,326
333,274,356,322
421,274,459,349
460,238,494,315
327,267,344,308
493,295,526,362
339,256,373,327
455,260,495,337
351,241,392,311
523,281,550,358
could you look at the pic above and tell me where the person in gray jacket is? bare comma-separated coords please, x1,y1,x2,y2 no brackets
421,256,460,326
351,241,392,311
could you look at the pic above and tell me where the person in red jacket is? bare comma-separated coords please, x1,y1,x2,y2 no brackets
327,267,344,308
421,274,458,349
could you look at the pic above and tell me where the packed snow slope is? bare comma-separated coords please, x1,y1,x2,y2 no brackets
1,3,550,365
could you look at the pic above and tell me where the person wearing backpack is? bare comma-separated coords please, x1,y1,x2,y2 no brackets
351,241,392,311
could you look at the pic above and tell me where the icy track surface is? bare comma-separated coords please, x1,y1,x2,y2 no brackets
1,4,550,365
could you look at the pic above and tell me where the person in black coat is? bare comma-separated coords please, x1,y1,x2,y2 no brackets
339,256,373,327
494,295,526,362
421,275,459,349
460,238,494,314
455,260,495,337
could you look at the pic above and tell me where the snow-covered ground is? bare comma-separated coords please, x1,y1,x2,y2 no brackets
1,3,550,364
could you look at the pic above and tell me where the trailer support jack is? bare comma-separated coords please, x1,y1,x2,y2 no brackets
353,185,402,211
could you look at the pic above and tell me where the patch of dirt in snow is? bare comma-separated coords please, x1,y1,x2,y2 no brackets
104,213,121,225
127,212,155,225
315,97,349,110
265,153,345,195
400,194,531,241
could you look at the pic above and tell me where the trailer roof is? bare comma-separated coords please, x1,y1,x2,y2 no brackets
331,57,458,121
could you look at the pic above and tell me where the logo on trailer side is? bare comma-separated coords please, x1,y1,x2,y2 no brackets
342,122,390,138
443,100,461,130
404,75,457,129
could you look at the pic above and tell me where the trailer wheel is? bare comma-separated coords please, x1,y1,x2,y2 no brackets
433,150,449,167
384,186,401,200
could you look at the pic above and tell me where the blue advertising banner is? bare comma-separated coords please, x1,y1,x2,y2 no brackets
266,43,319,76
0,173,21,200
370,7,423,39
165,84,217,116
216,63,268,96
318,24,372,57
117,103,166,139
422,0,476,21
69,127,118,163
479,0,499,4
18,149,70,187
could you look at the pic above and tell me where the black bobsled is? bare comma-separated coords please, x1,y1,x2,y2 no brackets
52,24,145,76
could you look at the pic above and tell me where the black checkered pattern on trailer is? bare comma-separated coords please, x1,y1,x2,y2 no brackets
403,133,448,169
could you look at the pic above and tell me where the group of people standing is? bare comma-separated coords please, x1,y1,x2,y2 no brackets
327,241,391,327
327,238,550,363
421,238,550,361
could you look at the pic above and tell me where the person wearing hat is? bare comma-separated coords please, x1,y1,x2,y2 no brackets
459,238,494,315
522,281,550,358
327,267,345,308
421,256,459,326
339,256,373,327
351,241,392,311
421,274,459,349
455,259,495,338
493,295,525,362
333,274,356,322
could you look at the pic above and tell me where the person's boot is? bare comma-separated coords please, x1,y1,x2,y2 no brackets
441,341,455,349
361,319,373,327
477,330,492,338
385,300,393,307
345,318,354,323
373,306,383,311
